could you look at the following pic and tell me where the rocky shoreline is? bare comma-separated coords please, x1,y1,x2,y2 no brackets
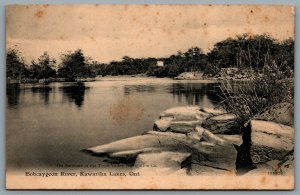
174,70,260,81
83,104,294,176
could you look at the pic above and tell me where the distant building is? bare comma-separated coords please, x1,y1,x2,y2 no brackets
156,61,164,67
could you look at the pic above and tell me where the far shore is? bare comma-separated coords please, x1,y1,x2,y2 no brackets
7,74,256,85
9,69,293,85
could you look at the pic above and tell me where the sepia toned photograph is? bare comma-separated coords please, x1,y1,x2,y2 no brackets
6,4,294,189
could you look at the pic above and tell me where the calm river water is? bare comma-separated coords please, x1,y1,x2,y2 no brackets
6,77,234,169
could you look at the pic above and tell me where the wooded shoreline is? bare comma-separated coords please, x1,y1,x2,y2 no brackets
7,34,294,83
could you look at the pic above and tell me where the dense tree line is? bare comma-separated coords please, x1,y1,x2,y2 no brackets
6,34,294,81
6,49,96,81
207,34,294,72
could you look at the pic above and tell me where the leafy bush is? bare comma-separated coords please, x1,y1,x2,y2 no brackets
219,62,293,124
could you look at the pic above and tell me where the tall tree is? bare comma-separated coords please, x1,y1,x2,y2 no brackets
6,48,28,80
58,49,94,79
30,52,56,79
184,47,206,72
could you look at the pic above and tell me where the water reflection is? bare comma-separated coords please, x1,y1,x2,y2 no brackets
168,83,224,106
6,84,21,106
60,82,89,107
123,82,226,108
7,79,251,169
31,85,52,104
124,85,156,95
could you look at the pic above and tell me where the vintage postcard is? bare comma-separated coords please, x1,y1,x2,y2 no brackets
6,4,294,189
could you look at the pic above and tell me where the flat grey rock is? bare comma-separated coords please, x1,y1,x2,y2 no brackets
153,117,173,131
190,163,233,175
159,106,211,121
134,151,192,176
250,120,294,164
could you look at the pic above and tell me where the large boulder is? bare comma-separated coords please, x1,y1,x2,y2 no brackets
254,102,294,126
169,120,202,133
192,140,238,172
189,126,242,172
109,148,162,158
84,106,244,176
159,106,211,121
84,134,162,155
202,113,241,134
84,132,192,156
194,126,243,146
134,151,192,176
154,106,227,133
153,117,173,131
200,107,226,115
190,164,234,176
250,120,294,164
83,128,241,174
153,118,202,133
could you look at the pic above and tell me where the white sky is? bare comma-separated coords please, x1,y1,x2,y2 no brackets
6,4,295,64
